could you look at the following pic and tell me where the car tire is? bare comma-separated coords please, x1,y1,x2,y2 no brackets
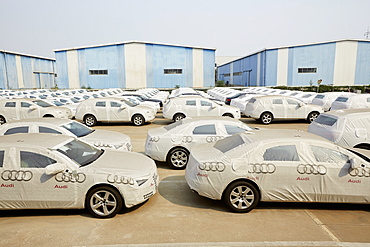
173,113,185,122
84,114,97,127
354,144,370,150
0,116,6,125
222,113,234,118
167,147,189,169
307,111,320,123
259,112,273,125
43,114,54,118
86,186,123,218
132,114,145,126
223,181,260,213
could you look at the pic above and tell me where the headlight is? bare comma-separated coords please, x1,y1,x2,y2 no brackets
199,162,225,172
136,178,149,186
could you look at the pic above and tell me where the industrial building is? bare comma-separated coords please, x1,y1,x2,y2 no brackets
217,39,370,87
0,50,55,90
54,41,216,89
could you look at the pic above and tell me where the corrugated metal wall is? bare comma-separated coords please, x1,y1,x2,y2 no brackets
0,51,55,90
55,42,215,89
217,40,370,87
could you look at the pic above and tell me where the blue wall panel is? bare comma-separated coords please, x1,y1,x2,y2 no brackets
0,52,7,89
287,43,335,86
55,51,69,89
203,49,215,87
265,49,278,87
355,41,370,85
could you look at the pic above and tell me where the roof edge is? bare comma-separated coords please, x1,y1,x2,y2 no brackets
0,50,55,61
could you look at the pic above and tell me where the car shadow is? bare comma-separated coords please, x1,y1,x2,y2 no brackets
158,175,370,213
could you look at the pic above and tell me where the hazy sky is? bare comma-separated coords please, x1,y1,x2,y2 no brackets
1,0,369,58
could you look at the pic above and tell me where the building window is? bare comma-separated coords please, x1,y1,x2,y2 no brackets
224,73,230,77
164,69,182,74
298,68,317,73
89,70,108,75
233,72,242,76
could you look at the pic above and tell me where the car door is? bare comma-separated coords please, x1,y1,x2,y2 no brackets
109,100,129,121
285,98,306,119
270,98,286,118
191,123,221,145
19,101,41,119
199,99,218,116
94,101,108,121
2,101,18,121
4,147,77,208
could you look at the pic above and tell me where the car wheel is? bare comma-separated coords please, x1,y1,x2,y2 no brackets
167,147,189,169
222,113,234,118
86,186,123,218
173,113,185,122
84,114,97,127
307,111,320,123
354,145,370,150
223,181,260,213
43,114,54,118
0,116,6,125
259,112,273,124
132,114,145,126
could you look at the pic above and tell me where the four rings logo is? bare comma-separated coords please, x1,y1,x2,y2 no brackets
297,164,326,175
206,136,223,143
55,172,86,183
349,167,370,177
1,170,33,181
182,136,193,143
248,163,276,174
107,174,135,185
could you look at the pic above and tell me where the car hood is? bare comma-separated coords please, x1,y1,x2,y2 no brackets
83,150,156,177
81,129,131,145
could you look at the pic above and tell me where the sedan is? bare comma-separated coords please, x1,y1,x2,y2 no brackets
185,129,370,213
0,133,158,218
0,118,132,151
145,116,254,169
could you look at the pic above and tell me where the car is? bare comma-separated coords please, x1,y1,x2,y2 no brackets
163,96,241,122
185,129,370,213
311,92,354,111
0,118,132,151
244,95,323,124
0,133,158,218
75,97,156,127
330,94,370,110
0,98,73,124
145,116,254,169
308,109,370,150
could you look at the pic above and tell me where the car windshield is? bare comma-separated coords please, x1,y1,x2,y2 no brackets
335,97,349,102
52,100,64,106
57,139,103,166
32,100,53,107
314,115,337,126
61,121,94,137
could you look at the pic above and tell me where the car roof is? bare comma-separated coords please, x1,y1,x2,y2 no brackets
321,108,370,118
6,118,72,125
180,116,242,124
0,133,74,149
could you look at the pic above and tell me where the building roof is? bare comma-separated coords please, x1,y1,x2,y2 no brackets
53,40,216,52
0,49,55,61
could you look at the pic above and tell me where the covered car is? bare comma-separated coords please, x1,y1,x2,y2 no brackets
330,94,370,110
185,129,370,213
75,97,156,126
163,96,241,122
145,116,254,169
0,133,158,218
311,92,354,111
0,98,72,124
308,109,370,150
0,118,132,151
244,95,323,124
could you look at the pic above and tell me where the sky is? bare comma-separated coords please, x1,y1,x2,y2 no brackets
1,0,369,59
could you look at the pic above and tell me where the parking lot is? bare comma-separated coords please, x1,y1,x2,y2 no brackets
0,114,369,247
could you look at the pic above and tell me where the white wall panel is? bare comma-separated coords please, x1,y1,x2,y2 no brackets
333,41,358,86
277,48,289,86
67,50,80,89
125,43,146,88
192,48,203,87
15,55,24,88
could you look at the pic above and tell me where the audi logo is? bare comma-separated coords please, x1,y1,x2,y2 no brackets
107,174,135,185
55,171,86,183
349,167,370,177
297,164,326,175
1,170,33,181
199,162,225,172
182,136,193,143
206,136,223,143
248,163,276,174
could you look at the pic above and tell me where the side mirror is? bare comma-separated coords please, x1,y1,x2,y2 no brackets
299,102,304,107
29,105,37,110
211,104,217,109
45,163,67,175
120,105,127,110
